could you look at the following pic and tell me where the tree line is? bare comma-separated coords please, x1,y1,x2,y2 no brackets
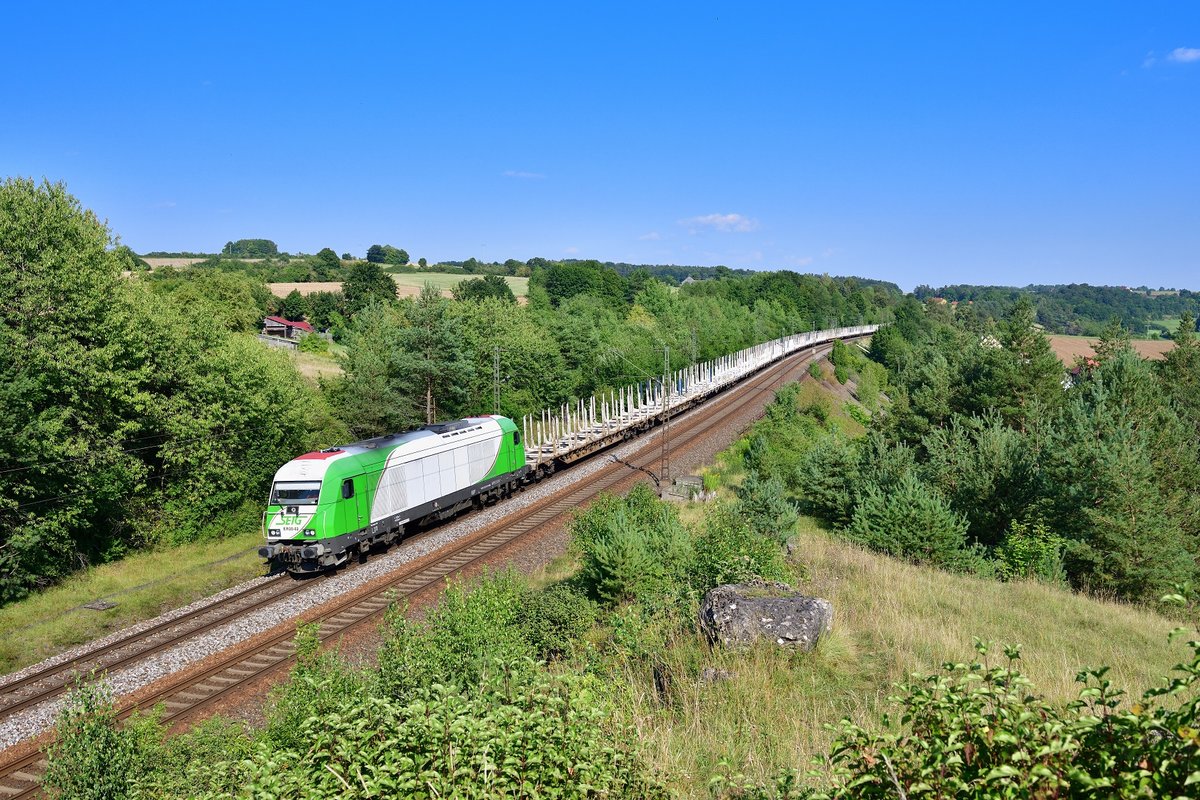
782,294,1200,602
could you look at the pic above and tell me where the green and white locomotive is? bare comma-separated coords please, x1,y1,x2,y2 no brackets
259,415,527,573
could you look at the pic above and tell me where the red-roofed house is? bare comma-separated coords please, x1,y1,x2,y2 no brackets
262,316,315,339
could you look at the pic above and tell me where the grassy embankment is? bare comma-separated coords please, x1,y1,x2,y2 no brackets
0,530,266,675
532,363,1188,796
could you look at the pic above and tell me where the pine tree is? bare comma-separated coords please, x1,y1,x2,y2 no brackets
396,285,471,423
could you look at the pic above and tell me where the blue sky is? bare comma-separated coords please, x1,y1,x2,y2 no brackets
2,2,1198,290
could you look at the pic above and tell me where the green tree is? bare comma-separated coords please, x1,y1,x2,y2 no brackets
0,179,152,598
366,244,386,263
278,288,307,321
847,473,978,571
1158,311,1200,436
453,274,516,303
304,290,346,331
342,260,397,313
418,256,428,269
1093,317,1133,363
398,285,471,423
334,303,419,437
313,247,340,279
222,238,277,257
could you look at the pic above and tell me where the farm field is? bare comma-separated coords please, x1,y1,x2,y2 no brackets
1048,333,1173,363
142,257,263,269
267,272,529,299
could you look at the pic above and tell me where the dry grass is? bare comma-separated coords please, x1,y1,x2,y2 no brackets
0,531,266,675
266,273,529,300
266,281,344,297
1048,334,1173,363
142,257,263,269
287,349,343,381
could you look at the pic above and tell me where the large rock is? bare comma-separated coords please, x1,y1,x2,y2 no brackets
698,580,833,651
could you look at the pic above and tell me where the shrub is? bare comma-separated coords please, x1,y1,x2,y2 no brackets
734,473,798,544
807,361,823,380
800,631,1200,799
834,363,850,384
995,519,1067,585
224,666,669,799
795,435,859,527
378,571,533,696
573,486,693,604
846,473,979,571
44,678,161,800
297,332,330,353
690,503,789,591
518,582,597,660
262,622,369,751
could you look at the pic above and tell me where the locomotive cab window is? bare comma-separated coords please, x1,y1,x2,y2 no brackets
513,431,522,445
341,479,355,499
270,481,321,505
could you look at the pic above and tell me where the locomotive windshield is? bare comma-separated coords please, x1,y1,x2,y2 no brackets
270,481,322,505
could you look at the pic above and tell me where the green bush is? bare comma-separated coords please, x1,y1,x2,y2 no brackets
378,571,533,696
846,473,980,572
734,473,799,544
572,486,693,605
218,666,668,799
262,622,369,752
518,583,597,660
44,678,161,800
795,435,859,527
690,503,790,591
297,332,330,353
995,519,1067,585
800,632,1200,799
834,363,850,384
808,361,823,380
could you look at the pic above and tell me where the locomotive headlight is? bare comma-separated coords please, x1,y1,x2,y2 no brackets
303,529,316,537
268,529,282,538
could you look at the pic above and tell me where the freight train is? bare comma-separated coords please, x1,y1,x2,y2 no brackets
258,415,527,573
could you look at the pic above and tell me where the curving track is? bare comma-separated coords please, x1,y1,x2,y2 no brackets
0,337,853,798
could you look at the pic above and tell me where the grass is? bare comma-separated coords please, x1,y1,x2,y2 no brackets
1148,317,1181,335
0,530,267,675
389,272,529,296
621,515,1186,797
288,348,343,382
596,369,1187,796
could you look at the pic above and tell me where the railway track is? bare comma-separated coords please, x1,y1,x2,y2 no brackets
0,339,845,798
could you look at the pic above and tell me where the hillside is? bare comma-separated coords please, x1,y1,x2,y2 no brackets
627,513,1185,794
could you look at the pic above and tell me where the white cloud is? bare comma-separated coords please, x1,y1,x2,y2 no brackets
1168,47,1200,63
792,256,815,267
679,213,760,233
503,170,545,179
1143,51,1158,68
638,231,661,241
563,246,580,254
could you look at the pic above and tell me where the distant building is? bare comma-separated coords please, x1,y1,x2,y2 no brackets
681,276,697,285
262,315,314,339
